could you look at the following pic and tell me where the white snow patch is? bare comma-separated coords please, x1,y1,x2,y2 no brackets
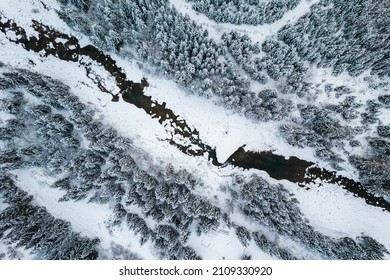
0,238,35,260
0,0,327,184
0,111,16,124
304,66,390,170
144,75,320,166
187,224,273,260
282,180,390,255
1,0,389,261
170,0,320,44
0,196,8,212
0,0,76,36
10,168,157,260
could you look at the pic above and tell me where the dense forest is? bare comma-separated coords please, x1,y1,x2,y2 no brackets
0,0,389,259
56,0,390,203
189,0,301,25
0,66,388,259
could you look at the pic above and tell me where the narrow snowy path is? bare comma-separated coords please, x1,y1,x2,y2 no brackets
169,0,320,43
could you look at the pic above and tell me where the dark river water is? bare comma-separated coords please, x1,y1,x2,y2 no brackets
1,17,389,212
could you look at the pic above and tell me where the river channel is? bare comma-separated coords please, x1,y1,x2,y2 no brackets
1,17,388,212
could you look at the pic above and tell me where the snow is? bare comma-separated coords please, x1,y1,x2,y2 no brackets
0,237,36,260
186,224,274,260
0,196,8,212
170,0,320,44
306,67,388,113
0,0,76,36
302,66,390,174
0,0,336,185
0,91,17,150
10,168,157,260
145,77,321,165
281,179,390,259
0,7,234,202
1,0,389,260
1,1,379,181
227,210,324,259
0,110,15,124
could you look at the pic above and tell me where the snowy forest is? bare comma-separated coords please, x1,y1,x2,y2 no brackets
0,0,389,260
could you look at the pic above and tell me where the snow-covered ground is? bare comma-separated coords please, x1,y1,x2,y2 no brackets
0,238,35,260
0,0,89,44
169,0,320,44
0,0,319,193
1,0,389,259
0,196,8,212
10,168,157,259
282,179,390,259
145,76,321,164
186,225,275,260
0,0,359,178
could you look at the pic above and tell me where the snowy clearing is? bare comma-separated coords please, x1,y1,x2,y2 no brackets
10,168,157,260
169,0,320,44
